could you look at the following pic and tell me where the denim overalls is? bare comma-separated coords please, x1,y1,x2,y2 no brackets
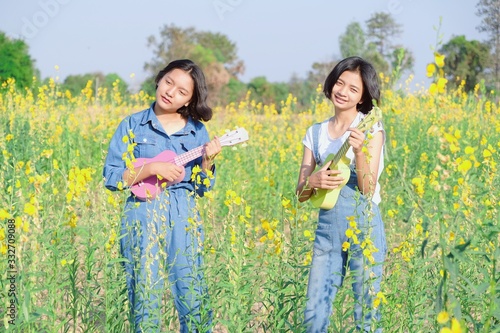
103,103,214,332
304,123,387,333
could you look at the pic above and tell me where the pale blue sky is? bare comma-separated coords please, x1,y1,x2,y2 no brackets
0,0,485,91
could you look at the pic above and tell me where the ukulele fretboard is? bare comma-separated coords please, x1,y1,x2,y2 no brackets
330,115,375,167
174,146,204,166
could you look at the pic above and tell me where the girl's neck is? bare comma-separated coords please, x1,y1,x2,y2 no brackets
155,111,183,121
333,108,359,126
329,109,359,140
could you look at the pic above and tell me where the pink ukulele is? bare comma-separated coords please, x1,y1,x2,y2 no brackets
130,127,249,200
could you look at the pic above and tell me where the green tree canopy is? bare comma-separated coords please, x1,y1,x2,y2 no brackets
142,24,244,105
247,76,289,107
365,12,403,58
339,22,366,58
0,31,38,89
476,0,500,92
61,72,128,97
440,35,491,92
336,15,413,84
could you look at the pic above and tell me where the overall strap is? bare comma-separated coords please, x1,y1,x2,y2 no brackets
312,122,321,165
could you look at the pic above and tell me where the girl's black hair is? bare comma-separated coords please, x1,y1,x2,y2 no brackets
323,56,380,114
155,59,213,121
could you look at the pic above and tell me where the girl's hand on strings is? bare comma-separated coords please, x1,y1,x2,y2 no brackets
348,128,366,154
310,164,345,190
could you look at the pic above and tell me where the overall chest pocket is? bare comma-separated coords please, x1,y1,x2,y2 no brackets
133,135,161,158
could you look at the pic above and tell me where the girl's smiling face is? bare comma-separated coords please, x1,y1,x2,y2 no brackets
330,70,364,112
155,68,194,113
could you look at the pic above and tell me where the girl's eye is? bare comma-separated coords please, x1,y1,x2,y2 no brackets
179,91,186,96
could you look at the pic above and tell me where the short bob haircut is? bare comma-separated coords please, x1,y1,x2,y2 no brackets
323,56,380,114
155,59,213,122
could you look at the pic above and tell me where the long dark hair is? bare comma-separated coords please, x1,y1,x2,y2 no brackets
155,59,213,121
323,56,380,114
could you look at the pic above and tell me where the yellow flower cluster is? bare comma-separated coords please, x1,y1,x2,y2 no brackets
66,166,95,203
259,218,282,255
427,52,448,95
393,218,426,263
373,291,388,309
437,311,463,333
342,216,379,264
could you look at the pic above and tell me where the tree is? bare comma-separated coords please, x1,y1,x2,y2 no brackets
390,47,415,83
365,12,403,58
337,16,413,83
439,35,491,92
476,0,500,92
365,12,413,81
339,22,366,58
62,72,128,97
247,76,289,106
0,31,38,89
143,24,244,105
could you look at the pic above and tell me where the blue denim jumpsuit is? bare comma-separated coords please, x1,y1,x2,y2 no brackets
103,103,215,332
303,123,387,333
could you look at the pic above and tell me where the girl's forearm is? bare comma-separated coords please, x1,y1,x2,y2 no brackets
122,163,157,187
354,152,376,196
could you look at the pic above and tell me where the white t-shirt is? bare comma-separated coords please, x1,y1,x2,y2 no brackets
302,112,385,204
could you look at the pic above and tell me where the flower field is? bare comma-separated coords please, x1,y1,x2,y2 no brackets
0,69,499,332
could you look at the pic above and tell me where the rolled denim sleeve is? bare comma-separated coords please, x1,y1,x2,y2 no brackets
103,118,130,191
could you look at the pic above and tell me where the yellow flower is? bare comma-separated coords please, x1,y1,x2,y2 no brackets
281,198,291,209
373,291,387,308
450,318,462,333
342,241,350,251
435,52,445,68
5,134,14,141
426,63,436,77
464,146,474,155
61,259,74,267
304,230,312,238
23,203,36,216
457,160,472,175
437,77,448,92
429,83,438,95
0,209,10,219
440,318,463,333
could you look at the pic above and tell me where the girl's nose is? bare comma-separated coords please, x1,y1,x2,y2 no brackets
165,87,174,97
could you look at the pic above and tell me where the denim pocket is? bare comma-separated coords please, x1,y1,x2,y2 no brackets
134,135,159,157
313,225,334,256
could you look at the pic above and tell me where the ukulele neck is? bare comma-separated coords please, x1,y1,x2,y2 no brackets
174,146,204,166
